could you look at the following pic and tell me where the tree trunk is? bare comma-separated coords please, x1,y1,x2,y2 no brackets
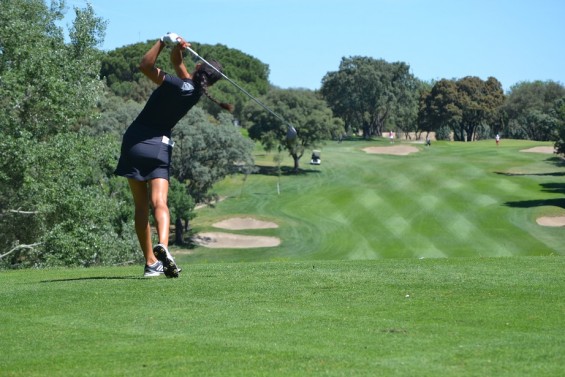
175,217,183,245
466,124,476,142
362,124,371,139
292,154,300,173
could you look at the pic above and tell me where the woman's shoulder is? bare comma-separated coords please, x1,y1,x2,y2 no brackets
163,74,196,93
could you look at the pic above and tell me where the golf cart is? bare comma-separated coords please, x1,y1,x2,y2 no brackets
310,150,321,165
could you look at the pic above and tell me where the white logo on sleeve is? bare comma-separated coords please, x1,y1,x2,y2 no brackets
181,81,194,93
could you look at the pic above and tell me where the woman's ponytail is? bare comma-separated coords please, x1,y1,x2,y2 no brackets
195,60,234,112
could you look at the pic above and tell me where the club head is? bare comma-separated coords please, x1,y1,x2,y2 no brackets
286,125,297,141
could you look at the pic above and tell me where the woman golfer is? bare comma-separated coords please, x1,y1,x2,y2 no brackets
115,33,232,277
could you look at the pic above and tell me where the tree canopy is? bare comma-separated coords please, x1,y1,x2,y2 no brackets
0,1,137,268
502,80,565,141
0,0,106,139
171,107,255,204
243,89,343,171
418,76,505,141
100,41,271,120
320,56,419,139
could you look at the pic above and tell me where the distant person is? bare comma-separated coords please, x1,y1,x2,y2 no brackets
115,33,233,277
496,134,500,146
389,131,394,144
426,135,431,147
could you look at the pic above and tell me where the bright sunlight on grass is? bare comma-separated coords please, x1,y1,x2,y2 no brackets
1,138,564,376
187,139,564,263
1,258,563,376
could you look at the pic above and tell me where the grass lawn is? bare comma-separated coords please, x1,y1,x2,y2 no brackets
1,138,564,376
1,257,563,376
187,139,564,263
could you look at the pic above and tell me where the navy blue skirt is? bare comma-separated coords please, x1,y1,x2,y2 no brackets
115,122,173,181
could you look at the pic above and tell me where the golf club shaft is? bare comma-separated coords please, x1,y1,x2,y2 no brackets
185,45,295,133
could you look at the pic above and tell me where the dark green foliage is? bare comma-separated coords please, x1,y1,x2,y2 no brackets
503,80,565,141
168,177,195,245
0,0,106,140
0,135,41,259
190,43,270,119
100,41,270,120
320,56,419,138
0,133,140,268
435,125,453,141
171,107,255,204
552,99,565,155
100,41,162,102
84,91,143,137
419,76,505,141
32,134,138,267
0,1,139,269
390,80,428,137
244,89,343,171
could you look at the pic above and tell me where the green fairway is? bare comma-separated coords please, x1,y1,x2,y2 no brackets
186,139,564,263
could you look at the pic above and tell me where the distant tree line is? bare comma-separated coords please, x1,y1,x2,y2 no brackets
320,57,564,144
2,0,564,269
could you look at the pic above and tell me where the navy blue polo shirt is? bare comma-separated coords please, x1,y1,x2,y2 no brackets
134,74,202,134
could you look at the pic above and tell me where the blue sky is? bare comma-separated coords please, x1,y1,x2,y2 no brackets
62,0,564,92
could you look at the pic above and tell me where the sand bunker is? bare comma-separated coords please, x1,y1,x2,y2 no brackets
521,146,554,154
536,216,565,227
195,216,281,248
195,196,226,210
194,232,281,248
363,145,419,156
213,217,278,230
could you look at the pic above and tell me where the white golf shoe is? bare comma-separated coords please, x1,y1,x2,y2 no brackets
152,244,180,278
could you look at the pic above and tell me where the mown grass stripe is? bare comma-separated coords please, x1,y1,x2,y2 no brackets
190,139,563,264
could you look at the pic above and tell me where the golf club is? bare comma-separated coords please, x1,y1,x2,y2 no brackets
184,45,298,141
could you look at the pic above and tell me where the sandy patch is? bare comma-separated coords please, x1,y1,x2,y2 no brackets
194,232,281,248
193,216,281,248
363,145,419,156
521,146,554,154
195,196,226,210
213,217,279,230
536,216,565,227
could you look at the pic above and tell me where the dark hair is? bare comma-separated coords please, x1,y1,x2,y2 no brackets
193,60,234,112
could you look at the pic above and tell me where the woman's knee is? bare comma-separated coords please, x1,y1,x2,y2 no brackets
151,197,169,213
149,178,169,211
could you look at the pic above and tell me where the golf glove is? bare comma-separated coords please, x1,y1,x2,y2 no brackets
161,32,180,45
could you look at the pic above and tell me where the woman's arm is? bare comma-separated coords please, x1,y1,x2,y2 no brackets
170,37,191,80
139,40,167,85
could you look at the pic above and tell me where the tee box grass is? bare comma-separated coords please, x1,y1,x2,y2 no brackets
0,257,563,376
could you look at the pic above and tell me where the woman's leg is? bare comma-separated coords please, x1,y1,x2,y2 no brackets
149,178,180,277
127,179,157,265
149,178,170,246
